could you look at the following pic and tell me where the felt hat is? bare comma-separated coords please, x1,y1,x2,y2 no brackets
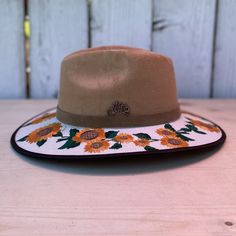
11,46,226,159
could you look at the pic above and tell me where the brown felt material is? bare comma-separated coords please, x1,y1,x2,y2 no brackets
57,106,181,128
57,46,180,127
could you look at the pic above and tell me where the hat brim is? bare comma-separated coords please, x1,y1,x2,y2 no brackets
11,108,226,160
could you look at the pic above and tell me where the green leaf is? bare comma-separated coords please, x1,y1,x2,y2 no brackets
164,123,176,132
69,128,79,137
133,133,151,140
194,130,206,134
187,124,206,134
179,128,191,132
58,138,80,149
165,123,194,142
178,127,191,134
17,135,28,142
176,133,194,142
178,132,188,135
37,139,47,147
186,124,195,131
52,131,63,137
105,131,119,139
144,145,157,151
56,137,68,142
110,142,122,149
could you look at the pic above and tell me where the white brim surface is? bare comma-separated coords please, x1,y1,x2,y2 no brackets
11,108,226,159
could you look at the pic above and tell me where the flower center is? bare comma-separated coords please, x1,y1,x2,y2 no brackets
91,142,103,149
168,138,181,145
120,135,128,140
36,127,53,136
162,130,172,135
81,130,99,140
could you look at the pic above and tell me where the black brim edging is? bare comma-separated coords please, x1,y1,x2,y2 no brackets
10,108,227,160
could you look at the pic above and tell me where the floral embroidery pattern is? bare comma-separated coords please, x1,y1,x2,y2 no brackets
18,123,62,147
161,136,188,148
17,110,222,154
53,129,158,152
156,128,176,137
133,139,150,147
24,112,56,126
156,127,190,148
114,133,134,143
72,128,105,143
84,140,110,153
186,118,220,133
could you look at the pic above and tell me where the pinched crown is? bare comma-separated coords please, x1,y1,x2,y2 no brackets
57,46,180,127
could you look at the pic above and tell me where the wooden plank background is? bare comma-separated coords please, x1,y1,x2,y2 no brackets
152,0,216,98
91,0,152,49
213,0,236,98
0,0,25,98
0,0,236,98
29,0,88,98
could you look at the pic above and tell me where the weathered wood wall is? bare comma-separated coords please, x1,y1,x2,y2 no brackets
152,0,216,98
0,0,236,98
0,0,25,98
213,0,236,98
29,0,88,98
91,0,152,49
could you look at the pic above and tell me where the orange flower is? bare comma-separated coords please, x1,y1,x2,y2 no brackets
84,140,109,153
189,119,220,133
114,133,133,143
133,139,150,147
161,136,188,149
30,113,56,124
72,128,105,143
156,128,176,137
26,123,61,143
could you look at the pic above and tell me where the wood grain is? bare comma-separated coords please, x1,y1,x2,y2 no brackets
0,99,236,235
91,0,152,49
152,0,216,98
213,0,236,98
1,1,236,99
29,0,88,98
0,0,25,98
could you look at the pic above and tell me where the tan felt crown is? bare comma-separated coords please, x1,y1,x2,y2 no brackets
57,46,180,127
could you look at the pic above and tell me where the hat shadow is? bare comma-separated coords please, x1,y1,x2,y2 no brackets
16,145,223,176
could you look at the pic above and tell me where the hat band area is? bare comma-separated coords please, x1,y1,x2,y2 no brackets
56,106,181,128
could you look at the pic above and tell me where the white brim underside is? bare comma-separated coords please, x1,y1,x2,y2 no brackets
13,108,225,158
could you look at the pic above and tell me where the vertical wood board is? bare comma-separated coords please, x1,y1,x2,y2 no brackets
152,0,216,98
213,0,236,98
91,0,152,49
0,0,25,98
29,0,88,98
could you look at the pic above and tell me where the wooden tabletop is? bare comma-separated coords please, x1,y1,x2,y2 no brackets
0,99,236,235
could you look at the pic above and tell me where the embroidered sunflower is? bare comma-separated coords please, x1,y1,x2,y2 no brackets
72,128,105,143
26,123,61,143
161,136,188,148
133,139,150,147
189,119,220,133
30,113,56,125
84,140,109,153
114,133,133,143
156,128,176,137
